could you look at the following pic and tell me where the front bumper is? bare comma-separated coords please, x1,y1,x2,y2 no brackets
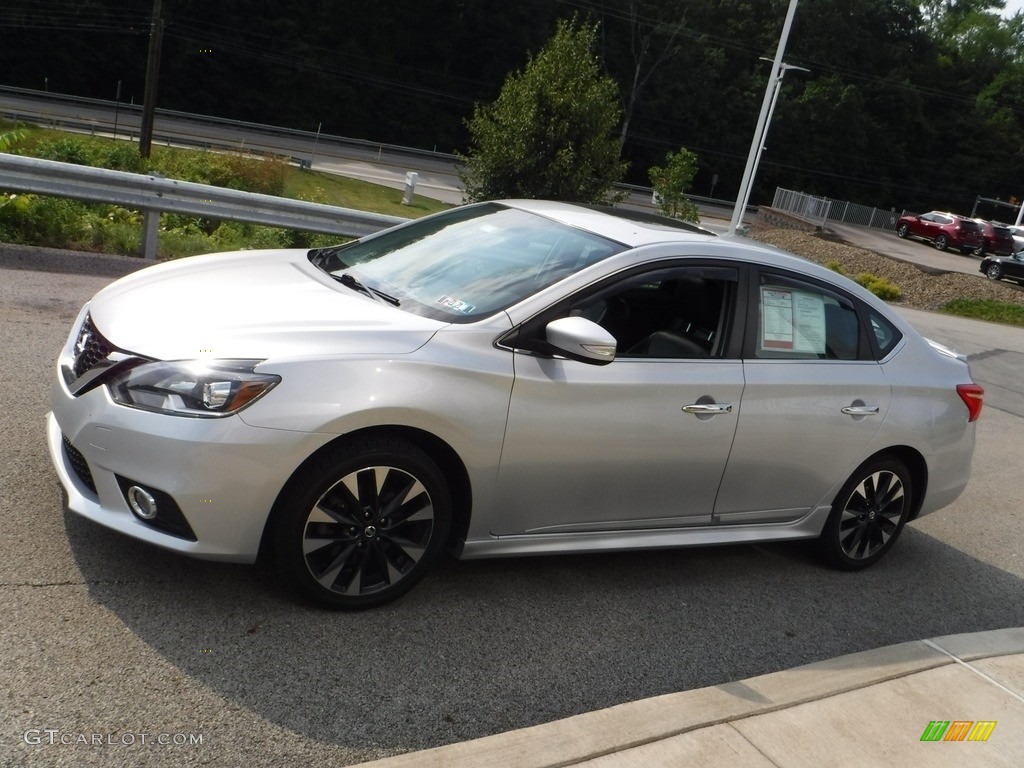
47,376,331,562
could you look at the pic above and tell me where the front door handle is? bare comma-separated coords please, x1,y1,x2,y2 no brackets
841,405,879,416
682,403,733,415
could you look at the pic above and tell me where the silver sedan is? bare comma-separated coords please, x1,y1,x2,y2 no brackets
48,200,984,608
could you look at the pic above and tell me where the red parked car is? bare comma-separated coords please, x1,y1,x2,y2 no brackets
974,220,1015,256
895,211,984,254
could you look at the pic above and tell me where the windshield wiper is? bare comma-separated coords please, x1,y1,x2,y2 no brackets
309,246,347,271
336,272,400,306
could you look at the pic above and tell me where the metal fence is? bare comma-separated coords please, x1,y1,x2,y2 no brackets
771,188,902,231
0,154,408,259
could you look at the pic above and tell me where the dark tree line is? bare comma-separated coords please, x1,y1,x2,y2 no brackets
2,0,1023,215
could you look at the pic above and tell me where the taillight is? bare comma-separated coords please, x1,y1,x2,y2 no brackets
957,383,984,422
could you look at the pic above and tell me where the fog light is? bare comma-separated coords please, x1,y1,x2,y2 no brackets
127,485,158,520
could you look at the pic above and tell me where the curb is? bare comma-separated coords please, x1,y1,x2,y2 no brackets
354,627,1024,768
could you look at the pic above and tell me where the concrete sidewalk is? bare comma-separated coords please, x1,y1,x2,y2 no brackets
358,627,1024,768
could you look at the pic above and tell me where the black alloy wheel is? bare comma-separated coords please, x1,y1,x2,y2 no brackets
820,456,912,570
271,437,452,609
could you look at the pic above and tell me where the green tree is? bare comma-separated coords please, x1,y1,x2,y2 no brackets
459,17,627,203
648,148,700,222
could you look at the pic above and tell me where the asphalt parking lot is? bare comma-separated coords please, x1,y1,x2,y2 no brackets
1,242,1022,767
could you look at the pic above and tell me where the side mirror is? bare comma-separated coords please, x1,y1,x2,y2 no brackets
545,316,617,365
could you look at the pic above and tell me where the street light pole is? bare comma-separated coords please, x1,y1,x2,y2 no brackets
728,0,801,235
733,61,808,230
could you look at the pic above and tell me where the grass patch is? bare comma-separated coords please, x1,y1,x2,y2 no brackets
941,298,1024,327
284,169,449,218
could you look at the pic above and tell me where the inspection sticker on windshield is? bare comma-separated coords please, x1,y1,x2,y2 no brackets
436,295,476,314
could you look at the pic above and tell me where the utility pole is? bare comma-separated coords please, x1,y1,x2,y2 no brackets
113,80,122,139
728,0,800,235
139,0,164,158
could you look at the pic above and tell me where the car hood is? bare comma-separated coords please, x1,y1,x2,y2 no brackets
88,249,446,360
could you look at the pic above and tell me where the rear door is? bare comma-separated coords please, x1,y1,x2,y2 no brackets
713,269,891,524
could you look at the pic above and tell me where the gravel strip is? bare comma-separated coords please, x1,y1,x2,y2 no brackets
749,227,1024,311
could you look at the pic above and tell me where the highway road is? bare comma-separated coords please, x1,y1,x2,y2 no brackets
1,243,1022,767
0,88,468,205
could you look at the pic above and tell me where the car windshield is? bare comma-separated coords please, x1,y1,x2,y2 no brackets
309,203,626,322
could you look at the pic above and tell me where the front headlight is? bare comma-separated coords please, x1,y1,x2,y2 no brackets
108,360,280,418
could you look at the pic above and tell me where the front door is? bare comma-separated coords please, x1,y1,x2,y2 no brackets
492,264,744,535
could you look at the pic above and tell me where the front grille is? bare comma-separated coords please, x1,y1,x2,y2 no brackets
72,314,113,379
62,434,97,494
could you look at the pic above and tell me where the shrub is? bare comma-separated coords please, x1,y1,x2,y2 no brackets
854,272,902,301
0,194,92,246
649,148,700,223
94,221,142,256
34,137,98,166
101,142,147,173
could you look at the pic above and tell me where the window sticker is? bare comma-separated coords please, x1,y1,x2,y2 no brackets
436,295,477,314
760,286,826,354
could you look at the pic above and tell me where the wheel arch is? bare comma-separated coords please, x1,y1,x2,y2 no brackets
865,445,928,521
258,425,473,561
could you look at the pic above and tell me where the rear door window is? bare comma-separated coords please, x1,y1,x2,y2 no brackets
749,272,864,361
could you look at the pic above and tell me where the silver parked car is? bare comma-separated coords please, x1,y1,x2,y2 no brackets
48,201,984,609
1007,225,1024,253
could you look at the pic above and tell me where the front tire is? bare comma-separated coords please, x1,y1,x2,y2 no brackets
819,456,912,570
896,223,909,238
934,234,949,251
271,437,452,609
986,263,1004,281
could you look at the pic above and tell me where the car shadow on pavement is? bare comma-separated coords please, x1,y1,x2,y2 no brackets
63,508,1024,753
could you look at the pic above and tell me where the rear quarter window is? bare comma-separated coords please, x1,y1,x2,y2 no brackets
868,310,902,358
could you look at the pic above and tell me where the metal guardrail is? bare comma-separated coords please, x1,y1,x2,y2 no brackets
0,153,408,259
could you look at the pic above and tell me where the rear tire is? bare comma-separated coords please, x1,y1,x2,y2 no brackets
934,234,949,251
819,456,912,570
271,437,452,609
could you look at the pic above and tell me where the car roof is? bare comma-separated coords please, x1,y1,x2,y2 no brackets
496,199,860,288
498,199,718,248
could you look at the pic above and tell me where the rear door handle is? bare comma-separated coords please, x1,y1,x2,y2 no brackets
841,405,879,416
682,403,733,415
